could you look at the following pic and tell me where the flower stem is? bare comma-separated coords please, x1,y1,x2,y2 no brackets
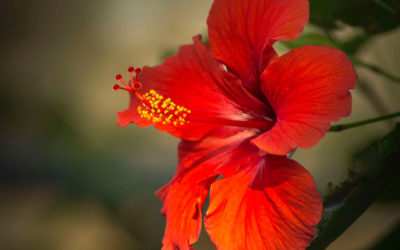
329,112,400,132
351,58,400,84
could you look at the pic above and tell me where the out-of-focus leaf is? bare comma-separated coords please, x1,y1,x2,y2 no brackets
282,32,369,56
341,34,369,55
307,123,400,250
309,0,400,34
280,33,338,49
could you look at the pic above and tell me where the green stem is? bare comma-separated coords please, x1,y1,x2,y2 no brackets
330,112,400,132
351,58,400,84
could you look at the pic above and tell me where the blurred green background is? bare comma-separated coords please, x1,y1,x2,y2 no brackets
0,0,399,249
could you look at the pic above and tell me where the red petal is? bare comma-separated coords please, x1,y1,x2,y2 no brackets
205,155,322,249
117,97,151,127
177,127,259,177
253,46,357,155
157,128,260,249
117,36,273,140
156,175,216,250
207,0,309,94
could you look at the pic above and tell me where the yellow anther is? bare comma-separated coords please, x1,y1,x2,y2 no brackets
136,89,191,126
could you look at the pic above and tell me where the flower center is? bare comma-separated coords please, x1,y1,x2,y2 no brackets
113,67,191,126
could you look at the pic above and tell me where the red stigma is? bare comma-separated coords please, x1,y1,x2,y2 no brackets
113,66,143,94
113,84,120,91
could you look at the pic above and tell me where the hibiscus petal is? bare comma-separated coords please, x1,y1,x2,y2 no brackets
253,45,357,155
117,97,151,127
177,127,259,176
207,0,309,94
205,155,322,250
157,128,260,249
156,176,215,250
117,35,273,140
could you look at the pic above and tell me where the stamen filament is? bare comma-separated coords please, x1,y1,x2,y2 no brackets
133,89,151,107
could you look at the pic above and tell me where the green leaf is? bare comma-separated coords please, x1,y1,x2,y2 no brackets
282,31,369,57
280,33,339,49
309,0,400,34
307,123,400,250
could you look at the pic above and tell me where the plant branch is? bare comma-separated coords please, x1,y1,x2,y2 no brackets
329,112,400,132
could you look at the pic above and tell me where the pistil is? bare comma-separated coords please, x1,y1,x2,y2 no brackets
114,67,191,126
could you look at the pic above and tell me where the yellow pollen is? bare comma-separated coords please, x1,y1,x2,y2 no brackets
137,89,191,126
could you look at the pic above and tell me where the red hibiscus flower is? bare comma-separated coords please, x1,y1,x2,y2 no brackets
113,0,356,249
